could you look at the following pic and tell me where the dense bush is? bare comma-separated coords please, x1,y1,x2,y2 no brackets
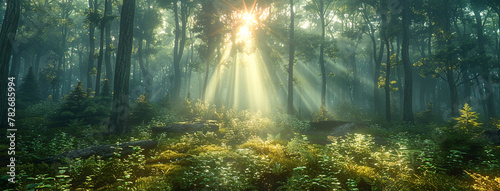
53,81,109,126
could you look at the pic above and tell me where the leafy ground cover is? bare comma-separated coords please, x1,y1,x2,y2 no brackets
1,100,499,190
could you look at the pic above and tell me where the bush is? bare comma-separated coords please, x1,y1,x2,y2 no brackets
54,81,109,126
131,94,156,126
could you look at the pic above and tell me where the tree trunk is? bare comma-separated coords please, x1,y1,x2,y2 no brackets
9,50,21,86
201,2,215,101
0,0,20,129
105,0,113,85
95,22,105,96
319,1,327,108
385,38,391,122
288,0,295,115
473,9,495,118
87,0,96,91
109,0,135,135
446,70,459,117
138,38,151,96
362,4,383,113
401,0,413,122
172,1,189,102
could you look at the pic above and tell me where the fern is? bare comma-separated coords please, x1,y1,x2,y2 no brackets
453,103,482,134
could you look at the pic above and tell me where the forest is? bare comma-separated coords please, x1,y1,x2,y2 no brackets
1,0,500,190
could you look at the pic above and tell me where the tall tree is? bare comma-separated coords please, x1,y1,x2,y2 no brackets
380,0,391,122
288,0,295,115
170,0,192,102
0,0,20,129
108,0,135,135
96,0,110,96
87,0,98,91
309,0,334,108
360,2,384,113
104,0,114,85
471,0,495,118
195,1,219,100
401,0,413,122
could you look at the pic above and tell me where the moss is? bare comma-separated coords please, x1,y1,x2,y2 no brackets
149,150,187,163
146,164,183,175
240,136,286,156
134,176,173,191
187,144,227,155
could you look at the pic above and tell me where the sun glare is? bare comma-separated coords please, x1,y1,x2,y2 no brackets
234,7,269,52
204,2,275,112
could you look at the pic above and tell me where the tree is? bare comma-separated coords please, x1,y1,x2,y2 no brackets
95,0,109,96
308,0,334,108
401,0,413,122
104,0,114,86
87,0,98,91
0,0,20,129
108,0,135,135
159,0,193,102
471,0,495,118
193,1,220,101
58,81,89,123
57,81,108,125
287,0,295,115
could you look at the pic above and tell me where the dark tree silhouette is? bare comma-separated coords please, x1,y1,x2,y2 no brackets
0,0,20,129
109,0,135,135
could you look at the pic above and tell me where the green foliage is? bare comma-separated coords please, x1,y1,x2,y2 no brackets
38,63,60,99
416,102,436,125
313,106,332,123
179,149,258,190
54,81,109,126
24,167,72,191
280,166,342,191
11,108,497,190
131,94,156,126
178,99,217,121
333,103,368,122
21,100,59,119
453,103,483,134
17,125,76,162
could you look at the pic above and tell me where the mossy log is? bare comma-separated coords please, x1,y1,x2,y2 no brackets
38,140,157,163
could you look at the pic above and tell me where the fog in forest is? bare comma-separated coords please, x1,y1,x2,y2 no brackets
1,0,500,190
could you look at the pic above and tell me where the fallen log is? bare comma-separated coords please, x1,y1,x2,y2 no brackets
38,139,157,164
152,121,219,133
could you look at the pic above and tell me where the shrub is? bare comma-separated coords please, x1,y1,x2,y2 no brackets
332,102,368,122
416,102,436,125
179,149,259,190
131,94,156,126
313,106,331,123
54,81,109,126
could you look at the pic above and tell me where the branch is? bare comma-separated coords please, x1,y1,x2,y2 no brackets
437,73,448,82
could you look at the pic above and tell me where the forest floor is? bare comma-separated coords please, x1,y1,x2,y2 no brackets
1,101,500,190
